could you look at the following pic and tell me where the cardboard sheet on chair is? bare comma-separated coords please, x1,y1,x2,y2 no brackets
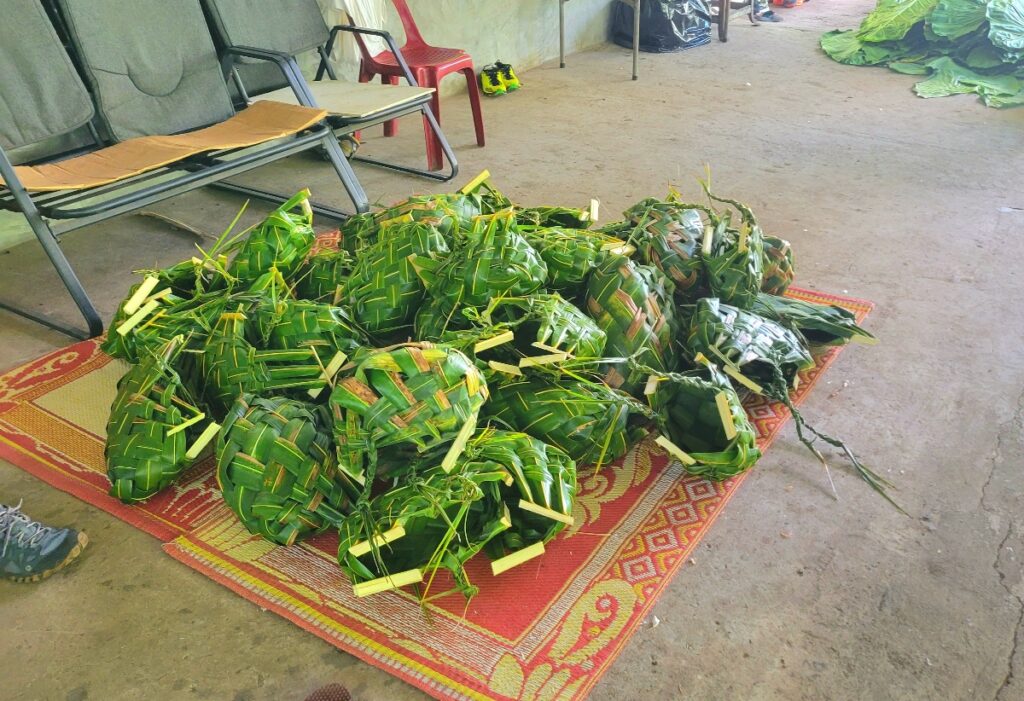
3,101,327,192
258,82,434,119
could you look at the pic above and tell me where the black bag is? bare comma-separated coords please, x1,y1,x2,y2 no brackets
612,0,712,53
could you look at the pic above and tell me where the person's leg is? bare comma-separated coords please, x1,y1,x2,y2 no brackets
754,0,783,21
0,502,87,583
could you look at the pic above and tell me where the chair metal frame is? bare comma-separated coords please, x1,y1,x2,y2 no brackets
314,24,459,181
219,20,459,183
0,44,365,340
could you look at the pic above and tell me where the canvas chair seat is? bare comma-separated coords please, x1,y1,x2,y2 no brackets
202,0,456,180
0,0,368,339
256,82,433,121
3,101,326,192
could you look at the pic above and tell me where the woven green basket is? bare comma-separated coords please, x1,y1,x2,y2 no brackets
294,248,354,303
646,362,761,481
337,461,509,598
329,344,489,484
415,210,547,320
761,235,795,296
484,375,651,468
623,196,708,300
343,220,450,340
521,225,632,293
106,336,208,503
228,190,316,284
217,394,358,546
685,298,813,398
584,255,680,394
199,310,330,415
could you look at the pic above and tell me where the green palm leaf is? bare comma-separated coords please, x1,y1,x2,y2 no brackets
584,255,680,394
761,235,795,296
228,190,317,283
344,220,450,340
105,336,207,502
484,375,651,468
329,344,489,484
217,394,358,546
646,362,761,481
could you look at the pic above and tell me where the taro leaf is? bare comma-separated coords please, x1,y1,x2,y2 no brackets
928,0,988,39
913,57,1022,99
963,42,1009,69
888,61,934,74
984,89,1024,107
856,0,940,43
988,0,1024,61
821,30,903,65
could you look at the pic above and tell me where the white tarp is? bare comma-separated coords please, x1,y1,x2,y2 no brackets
320,0,389,62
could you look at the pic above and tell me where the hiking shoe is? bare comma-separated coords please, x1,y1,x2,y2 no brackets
494,60,521,91
479,65,506,96
0,502,88,583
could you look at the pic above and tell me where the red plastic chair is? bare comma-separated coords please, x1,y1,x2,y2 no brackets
352,0,484,171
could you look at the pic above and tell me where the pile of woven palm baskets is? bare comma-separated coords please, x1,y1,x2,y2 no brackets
103,173,882,599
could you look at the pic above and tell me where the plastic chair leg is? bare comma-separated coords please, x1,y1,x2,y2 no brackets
462,67,485,147
383,75,401,137
423,89,443,170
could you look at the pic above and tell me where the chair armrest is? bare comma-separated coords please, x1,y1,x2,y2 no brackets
324,24,419,87
221,45,317,107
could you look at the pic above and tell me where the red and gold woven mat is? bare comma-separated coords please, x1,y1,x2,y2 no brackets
0,289,871,701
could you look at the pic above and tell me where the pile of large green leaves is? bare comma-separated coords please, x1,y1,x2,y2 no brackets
821,0,1024,107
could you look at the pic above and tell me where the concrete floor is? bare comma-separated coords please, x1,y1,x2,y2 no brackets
3,2,1023,699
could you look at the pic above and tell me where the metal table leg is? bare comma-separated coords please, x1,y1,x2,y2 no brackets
632,0,640,80
559,0,566,68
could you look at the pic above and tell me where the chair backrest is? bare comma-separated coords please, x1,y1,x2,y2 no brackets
55,0,234,142
202,0,331,99
390,0,426,48
204,0,330,57
0,0,95,152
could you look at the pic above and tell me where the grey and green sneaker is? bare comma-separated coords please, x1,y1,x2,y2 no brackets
0,502,88,583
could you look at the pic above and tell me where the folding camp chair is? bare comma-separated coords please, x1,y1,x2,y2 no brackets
203,0,458,181
0,0,367,339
